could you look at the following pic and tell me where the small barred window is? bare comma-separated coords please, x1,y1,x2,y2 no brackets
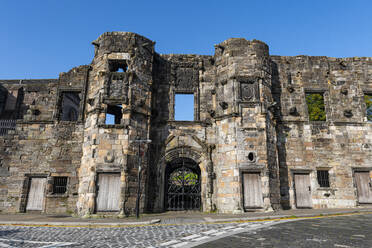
53,177,68,194
317,170,330,188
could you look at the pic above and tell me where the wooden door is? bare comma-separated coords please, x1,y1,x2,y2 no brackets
26,178,46,211
243,173,263,208
294,173,312,208
355,172,372,203
96,173,121,211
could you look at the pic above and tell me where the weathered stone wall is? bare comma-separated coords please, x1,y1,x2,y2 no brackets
272,56,372,209
0,32,370,215
0,79,84,213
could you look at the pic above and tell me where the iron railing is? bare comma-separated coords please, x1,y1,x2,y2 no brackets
0,120,16,136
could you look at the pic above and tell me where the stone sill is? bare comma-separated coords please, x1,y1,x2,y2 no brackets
98,124,127,129
46,194,69,198
167,120,210,127
316,187,336,191
280,120,371,126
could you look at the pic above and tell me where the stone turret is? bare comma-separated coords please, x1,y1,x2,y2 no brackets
212,38,280,213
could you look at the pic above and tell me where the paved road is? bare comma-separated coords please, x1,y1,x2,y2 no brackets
0,220,273,248
196,214,372,248
0,214,370,247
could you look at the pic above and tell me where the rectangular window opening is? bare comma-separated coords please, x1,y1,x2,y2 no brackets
317,170,330,188
305,92,326,121
105,104,122,125
108,59,128,72
53,177,68,194
175,94,194,121
60,92,81,121
364,94,372,122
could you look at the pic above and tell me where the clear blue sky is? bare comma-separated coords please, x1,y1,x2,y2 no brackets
1,0,371,80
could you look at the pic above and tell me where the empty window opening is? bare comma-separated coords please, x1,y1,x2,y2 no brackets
305,93,326,121
108,60,128,72
53,177,68,194
61,92,80,121
317,170,330,188
105,104,122,125
365,94,372,122
175,94,194,121
248,152,255,162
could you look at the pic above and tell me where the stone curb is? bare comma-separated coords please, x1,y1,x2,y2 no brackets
203,209,372,223
0,219,161,227
0,209,371,227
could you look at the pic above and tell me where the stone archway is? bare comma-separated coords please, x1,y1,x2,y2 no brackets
165,157,201,211
155,146,208,212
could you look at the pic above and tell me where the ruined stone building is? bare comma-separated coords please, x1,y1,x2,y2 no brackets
0,32,371,216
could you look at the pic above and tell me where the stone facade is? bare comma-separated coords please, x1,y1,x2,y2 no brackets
0,32,371,215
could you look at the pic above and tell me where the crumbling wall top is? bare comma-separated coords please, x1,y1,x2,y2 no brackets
91,31,155,57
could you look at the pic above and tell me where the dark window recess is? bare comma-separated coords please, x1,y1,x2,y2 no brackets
105,105,122,125
0,87,24,120
175,94,194,121
317,170,330,188
306,93,326,121
61,92,80,121
53,177,68,194
248,152,255,162
365,94,372,122
108,60,128,72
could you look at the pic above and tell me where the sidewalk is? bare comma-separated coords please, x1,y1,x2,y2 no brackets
0,207,371,227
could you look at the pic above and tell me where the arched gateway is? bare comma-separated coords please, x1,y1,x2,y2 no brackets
165,158,201,211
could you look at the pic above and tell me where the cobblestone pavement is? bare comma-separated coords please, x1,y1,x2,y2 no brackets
0,221,272,248
196,214,372,248
0,220,276,248
0,214,370,247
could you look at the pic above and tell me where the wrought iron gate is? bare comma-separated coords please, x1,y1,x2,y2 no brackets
166,159,201,211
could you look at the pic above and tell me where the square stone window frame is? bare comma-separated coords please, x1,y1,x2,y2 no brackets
304,89,328,123
169,87,200,122
98,100,126,128
55,87,84,123
49,174,70,197
362,90,372,123
315,167,332,190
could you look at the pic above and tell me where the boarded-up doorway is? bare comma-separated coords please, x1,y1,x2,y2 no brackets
96,173,121,211
354,171,372,204
26,178,46,211
242,172,263,209
294,173,312,208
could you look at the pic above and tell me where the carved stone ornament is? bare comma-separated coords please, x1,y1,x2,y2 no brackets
240,81,258,101
344,109,353,118
104,151,115,163
340,87,348,95
287,85,295,93
208,109,215,117
219,101,228,110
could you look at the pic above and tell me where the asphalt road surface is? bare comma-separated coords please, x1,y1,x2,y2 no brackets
196,214,372,248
